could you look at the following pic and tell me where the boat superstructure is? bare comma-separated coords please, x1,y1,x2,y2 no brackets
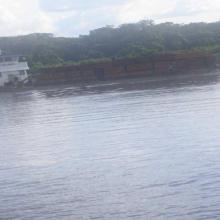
0,50,29,87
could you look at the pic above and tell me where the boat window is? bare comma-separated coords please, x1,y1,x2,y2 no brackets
5,57,12,62
19,56,26,62
19,70,26,75
11,57,18,62
0,72,2,77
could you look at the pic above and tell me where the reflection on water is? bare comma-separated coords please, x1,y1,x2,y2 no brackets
1,71,220,220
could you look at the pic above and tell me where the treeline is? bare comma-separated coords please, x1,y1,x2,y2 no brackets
0,20,220,69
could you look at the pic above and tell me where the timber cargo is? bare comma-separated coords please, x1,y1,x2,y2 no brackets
31,52,216,86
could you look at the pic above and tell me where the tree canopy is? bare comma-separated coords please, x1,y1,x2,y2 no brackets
0,20,220,69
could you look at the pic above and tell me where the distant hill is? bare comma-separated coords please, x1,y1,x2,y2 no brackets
0,20,220,69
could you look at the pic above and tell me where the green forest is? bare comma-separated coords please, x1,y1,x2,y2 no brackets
0,20,220,69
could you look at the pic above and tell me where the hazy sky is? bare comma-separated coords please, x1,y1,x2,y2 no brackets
0,0,219,37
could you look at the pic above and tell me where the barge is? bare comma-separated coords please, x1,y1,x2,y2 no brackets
31,52,216,86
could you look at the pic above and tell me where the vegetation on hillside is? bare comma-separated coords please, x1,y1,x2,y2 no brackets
0,20,220,69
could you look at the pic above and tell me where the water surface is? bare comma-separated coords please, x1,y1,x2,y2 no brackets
1,72,220,219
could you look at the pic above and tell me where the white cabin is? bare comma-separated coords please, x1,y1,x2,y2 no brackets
0,50,29,87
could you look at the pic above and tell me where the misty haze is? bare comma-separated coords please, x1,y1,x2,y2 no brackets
1,0,220,220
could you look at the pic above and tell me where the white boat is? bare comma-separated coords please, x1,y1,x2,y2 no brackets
0,49,29,87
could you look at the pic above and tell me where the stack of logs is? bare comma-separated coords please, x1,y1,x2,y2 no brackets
32,52,216,85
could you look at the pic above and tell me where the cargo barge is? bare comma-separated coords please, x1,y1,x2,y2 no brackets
30,52,216,86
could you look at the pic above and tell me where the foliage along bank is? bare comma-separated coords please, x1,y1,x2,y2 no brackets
0,20,220,70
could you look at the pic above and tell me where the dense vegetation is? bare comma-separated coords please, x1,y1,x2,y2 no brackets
0,20,220,69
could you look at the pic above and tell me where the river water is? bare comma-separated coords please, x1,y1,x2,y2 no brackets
1,72,220,220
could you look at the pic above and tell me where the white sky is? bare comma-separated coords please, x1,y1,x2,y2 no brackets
0,0,219,37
